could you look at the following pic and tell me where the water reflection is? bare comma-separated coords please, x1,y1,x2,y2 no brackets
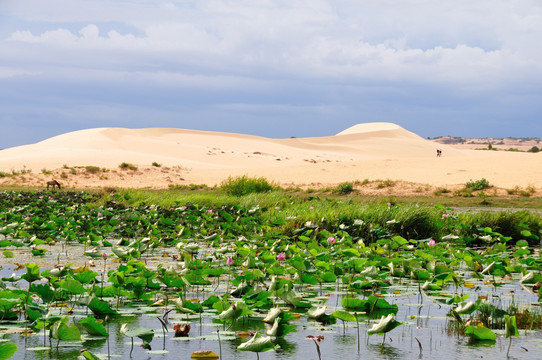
367,343,405,359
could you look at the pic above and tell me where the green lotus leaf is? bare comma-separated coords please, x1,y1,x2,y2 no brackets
367,314,402,335
266,318,279,337
79,316,109,336
263,307,282,323
456,301,477,315
504,315,520,338
83,248,101,258
59,278,86,295
51,320,81,341
88,297,118,316
480,261,495,275
520,272,534,284
0,343,17,360
121,324,154,345
464,325,496,341
237,332,275,353
307,306,327,319
81,350,102,360
332,310,356,322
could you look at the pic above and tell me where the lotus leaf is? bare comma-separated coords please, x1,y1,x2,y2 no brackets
307,306,327,319
237,332,275,353
367,314,402,335
464,325,496,341
263,307,282,323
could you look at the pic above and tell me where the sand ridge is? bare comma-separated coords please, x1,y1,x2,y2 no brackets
0,122,540,192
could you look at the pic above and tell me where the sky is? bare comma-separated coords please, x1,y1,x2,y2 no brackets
1,0,541,149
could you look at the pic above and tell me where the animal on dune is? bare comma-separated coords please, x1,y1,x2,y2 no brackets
47,180,61,190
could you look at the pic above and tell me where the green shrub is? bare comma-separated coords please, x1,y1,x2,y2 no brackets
119,162,138,171
377,179,395,189
335,182,354,195
454,188,474,197
528,146,540,153
85,166,101,174
220,175,274,196
152,162,161,167
465,178,491,190
433,187,451,196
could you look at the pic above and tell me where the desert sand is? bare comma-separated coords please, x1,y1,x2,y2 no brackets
0,122,540,195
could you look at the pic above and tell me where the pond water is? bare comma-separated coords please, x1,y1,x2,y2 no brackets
1,241,541,360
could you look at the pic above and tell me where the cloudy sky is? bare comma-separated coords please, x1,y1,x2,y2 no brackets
1,0,541,148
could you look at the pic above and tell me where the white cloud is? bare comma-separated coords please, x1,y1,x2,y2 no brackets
0,0,541,147
3,0,541,88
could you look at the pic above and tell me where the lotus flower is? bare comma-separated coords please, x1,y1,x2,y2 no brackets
276,252,286,261
237,332,275,353
367,314,402,335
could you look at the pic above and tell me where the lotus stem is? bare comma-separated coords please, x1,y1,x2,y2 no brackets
217,330,222,360
415,337,422,356
507,337,512,357
356,312,360,353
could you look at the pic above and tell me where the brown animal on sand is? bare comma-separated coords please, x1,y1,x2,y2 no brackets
47,180,61,190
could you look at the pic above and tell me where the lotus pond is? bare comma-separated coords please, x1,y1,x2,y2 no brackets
0,190,541,360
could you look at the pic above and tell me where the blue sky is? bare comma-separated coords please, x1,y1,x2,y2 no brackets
1,0,541,149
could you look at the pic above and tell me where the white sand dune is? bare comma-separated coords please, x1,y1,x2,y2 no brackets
0,122,540,190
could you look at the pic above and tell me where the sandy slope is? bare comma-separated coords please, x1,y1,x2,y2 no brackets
0,122,540,193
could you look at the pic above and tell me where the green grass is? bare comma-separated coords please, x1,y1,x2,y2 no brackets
119,162,138,171
466,178,491,190
85,187,541,244
335,182,354,195
220,175,275,196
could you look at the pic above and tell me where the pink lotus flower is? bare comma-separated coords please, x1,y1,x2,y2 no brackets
428,239,436,247
25,216,30,221
102,252,108,260
207,209,213,214
226,256,234,265
309,206,314,210
276,252,286,261
327,237,336,245
442,214,449,219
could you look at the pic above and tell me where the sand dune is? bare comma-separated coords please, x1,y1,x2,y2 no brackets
0,122,540,191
